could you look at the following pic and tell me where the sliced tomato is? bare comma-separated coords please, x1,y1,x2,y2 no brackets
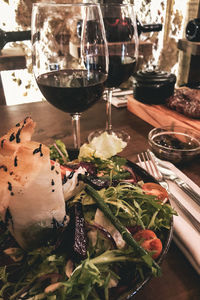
133,229,162,260
50,160,72,178
140,238,162,259
142,182,168,203
60,165,73,178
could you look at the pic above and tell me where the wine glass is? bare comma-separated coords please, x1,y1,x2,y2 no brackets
88,3,139,143
31,3,108,150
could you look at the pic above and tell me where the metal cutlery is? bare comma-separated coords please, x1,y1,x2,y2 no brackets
137,151,200,233
149,150,200,207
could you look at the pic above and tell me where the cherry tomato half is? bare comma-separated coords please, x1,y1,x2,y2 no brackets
141,238,163,259
142,182,168,203
133,229,163,260
133,229,157,242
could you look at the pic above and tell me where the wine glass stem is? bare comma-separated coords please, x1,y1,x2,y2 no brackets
106,88,113,132
71,113,81,150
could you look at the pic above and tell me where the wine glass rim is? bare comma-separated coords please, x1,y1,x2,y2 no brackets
32,2,101,8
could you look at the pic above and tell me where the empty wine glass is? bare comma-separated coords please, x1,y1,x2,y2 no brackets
32,3,108,149
88,3,139,144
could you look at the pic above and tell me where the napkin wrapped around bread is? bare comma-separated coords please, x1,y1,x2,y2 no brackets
0,117,68,250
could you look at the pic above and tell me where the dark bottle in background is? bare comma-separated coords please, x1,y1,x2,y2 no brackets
136,19,162,36
186,18,200,42
0,15,162,51
0,29,31,50
77,18,162,44
103,17,162,42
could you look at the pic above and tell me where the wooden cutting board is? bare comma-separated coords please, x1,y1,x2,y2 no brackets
127,95,200,131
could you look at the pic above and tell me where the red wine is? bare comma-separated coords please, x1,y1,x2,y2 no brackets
37,70,107,114
104,17,134,42
106,56,136,88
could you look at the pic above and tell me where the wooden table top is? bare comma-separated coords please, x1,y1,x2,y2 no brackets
0,99,200,300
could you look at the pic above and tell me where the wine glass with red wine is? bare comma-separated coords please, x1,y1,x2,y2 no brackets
88,3,139,143
32,3,108,149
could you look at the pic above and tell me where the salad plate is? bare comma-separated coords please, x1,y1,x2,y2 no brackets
0,120,175,300
0,157,173,300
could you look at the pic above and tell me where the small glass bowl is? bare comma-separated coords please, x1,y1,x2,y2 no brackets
148,126,200,164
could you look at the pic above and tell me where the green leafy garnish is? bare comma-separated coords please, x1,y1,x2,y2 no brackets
49,140,69,165
0,139,177,300
85,184,161,277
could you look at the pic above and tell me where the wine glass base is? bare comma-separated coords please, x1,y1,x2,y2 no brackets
88,129,130,144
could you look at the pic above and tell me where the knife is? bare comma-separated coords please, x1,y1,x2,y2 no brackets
169,193,200,232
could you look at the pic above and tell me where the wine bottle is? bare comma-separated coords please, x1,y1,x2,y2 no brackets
77,18,162,43
185,18,200,42
0,29,31,50
0,18,163,51
137,19,162,36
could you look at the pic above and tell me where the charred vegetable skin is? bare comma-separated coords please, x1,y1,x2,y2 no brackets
68,202,87,261
55,202,87,261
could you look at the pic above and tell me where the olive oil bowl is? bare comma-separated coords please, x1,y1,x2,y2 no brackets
148,126,200,164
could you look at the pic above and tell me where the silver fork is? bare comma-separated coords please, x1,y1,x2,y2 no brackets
137,150,200,233
149,151,200,207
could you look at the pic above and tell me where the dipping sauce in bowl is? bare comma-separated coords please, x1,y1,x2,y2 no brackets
148,126,200,164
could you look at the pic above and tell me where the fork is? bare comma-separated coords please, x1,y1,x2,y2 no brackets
137,151,200,233
149,151,200,207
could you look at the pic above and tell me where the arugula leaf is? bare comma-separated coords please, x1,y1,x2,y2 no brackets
85,185,161,276
77,183,176,231
49,140,69,165
60,249,144,300
62,258,105,299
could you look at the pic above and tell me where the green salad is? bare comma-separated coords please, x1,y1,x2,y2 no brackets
0,136,176,300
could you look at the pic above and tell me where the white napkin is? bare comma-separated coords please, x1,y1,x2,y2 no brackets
155,160,200,275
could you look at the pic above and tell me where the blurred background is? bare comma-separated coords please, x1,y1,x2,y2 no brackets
0,0,200,105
